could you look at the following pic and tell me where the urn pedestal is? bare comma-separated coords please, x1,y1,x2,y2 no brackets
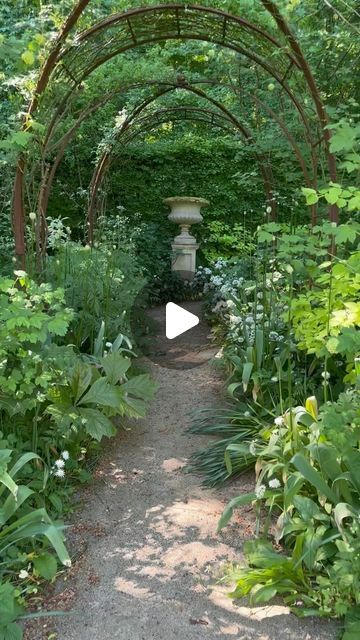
164,196,209,281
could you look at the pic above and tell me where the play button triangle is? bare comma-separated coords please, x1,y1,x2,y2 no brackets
165,302,200,340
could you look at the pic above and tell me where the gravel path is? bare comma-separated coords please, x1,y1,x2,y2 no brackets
52,307,338,640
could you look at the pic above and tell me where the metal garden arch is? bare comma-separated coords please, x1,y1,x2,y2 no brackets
12,1,338,263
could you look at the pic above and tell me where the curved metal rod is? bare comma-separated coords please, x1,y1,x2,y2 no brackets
39,78,313,230
12,1,337,261
86,102,275,243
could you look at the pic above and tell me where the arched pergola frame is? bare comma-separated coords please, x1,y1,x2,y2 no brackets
12,0,338,264
88,105,245,241
31,77,318,256
85,79,320,242
86,99,273,243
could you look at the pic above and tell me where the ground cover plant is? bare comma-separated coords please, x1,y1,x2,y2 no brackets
0,0,359,637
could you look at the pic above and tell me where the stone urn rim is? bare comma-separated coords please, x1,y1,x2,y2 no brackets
163,196,209,207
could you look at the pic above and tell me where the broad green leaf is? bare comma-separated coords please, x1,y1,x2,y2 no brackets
1,622,23,640
291,453,337,503
343,606,360,640
79,377,122,408
72,363,93,404
301,187,318,205
242,362,254,391
33,553,58,580
78,407,116,441
324,187,342,205
122,374,157,401
218,492,257,531
100,352,131,385
0,486,34,526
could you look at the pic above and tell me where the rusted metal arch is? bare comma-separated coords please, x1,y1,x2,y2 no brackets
86,97,276,243
36,82,252,253
87,106,241,241
37,78,315,239
45,5,314,144
12,1,337,263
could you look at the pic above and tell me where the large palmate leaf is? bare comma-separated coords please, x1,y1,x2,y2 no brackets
78,377,123,408
121,374,158,401
100,352,131,385
78,408,116,441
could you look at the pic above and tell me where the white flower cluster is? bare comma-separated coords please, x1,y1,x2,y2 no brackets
255,478,282,498
51,450,70,478
47,217,71,249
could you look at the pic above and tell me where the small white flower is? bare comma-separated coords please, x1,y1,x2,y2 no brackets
55,459,65,468
274,416,284,427
266,206,272,214
54,468,65,478
271,376,278,382
321,371,331,380
244,411,251,417
249,441,257,456
105,342,113,348
269,478,281,489
61,451,69,461
255,484,266,499
19,569,29,579
63,559,72,568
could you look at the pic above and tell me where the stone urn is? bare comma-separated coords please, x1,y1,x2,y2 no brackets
164,196,209,280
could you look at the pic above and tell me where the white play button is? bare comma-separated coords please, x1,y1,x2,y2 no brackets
166,302,200,340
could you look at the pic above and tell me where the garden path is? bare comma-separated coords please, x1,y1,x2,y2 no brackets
52,304,338,640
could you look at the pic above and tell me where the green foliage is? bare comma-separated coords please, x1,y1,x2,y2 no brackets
291,251,360,381
0,271,157,633
46,244,145,348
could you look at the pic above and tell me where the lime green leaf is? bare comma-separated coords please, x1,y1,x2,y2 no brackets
21,50,35,65
301,187,318,205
